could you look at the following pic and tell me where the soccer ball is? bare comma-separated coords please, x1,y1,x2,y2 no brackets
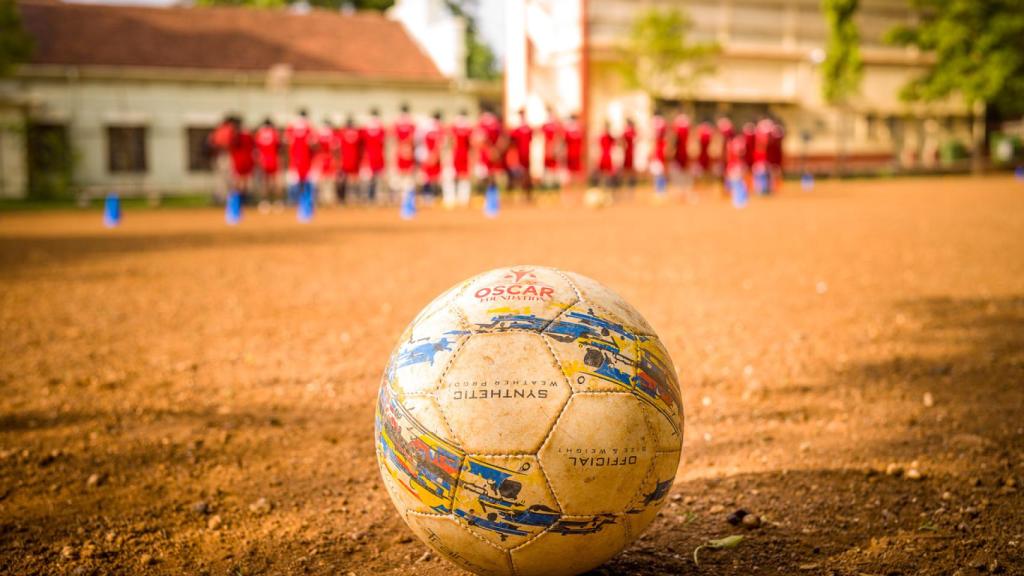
375,266,683,576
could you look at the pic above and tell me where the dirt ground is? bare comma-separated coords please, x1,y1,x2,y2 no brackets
1,175,1022,576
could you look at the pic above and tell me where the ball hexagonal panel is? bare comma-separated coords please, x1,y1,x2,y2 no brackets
386,301,469,396
376,386,464,515
538,393,654,516
451,455,561,549
509,515,629,576
437,332,571,454
624,449,681,539
562,270,655,335
405,512,513,576
457,266,578,332
543,303,639,394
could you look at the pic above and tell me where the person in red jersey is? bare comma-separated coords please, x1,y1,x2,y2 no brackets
742,122,757,169
227,116,255,201
752,118,773,195
253,118,281,205
474,108,502,182
285,109,315,205
337,115,362,204
695,121,713,179
207,115,236,203
360,108,386,204
650,111,669,195
421,111,444,200
767,120,785,193
726,132,749,207
508,108,534,200
446,108,474,208
541,107,562,189
672,112,691,180
716,116,735,196
597,121,615,188
392,103,417,204
620,118,637,189
563,113,584,183
311,118,339,204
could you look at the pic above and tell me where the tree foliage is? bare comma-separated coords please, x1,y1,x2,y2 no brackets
617,8,719,100
443,0,498,80
821,0,863,105
887,0,1024,115
0,0,33,77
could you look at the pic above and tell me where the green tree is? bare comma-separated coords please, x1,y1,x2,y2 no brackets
821,0,862,176
888,0,1024,171
617,8,719,102
0,0,33,77
443,0,498,80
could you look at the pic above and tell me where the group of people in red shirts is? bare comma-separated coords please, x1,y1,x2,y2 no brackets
206,104,786,209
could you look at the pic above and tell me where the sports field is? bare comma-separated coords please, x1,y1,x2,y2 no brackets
1,176,1022,575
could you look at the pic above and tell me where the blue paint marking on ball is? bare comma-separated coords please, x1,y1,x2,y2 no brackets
225,191,242,225
103,193,121,228
484,182,499,218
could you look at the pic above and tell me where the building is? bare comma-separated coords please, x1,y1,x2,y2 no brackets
0,0,476,199
504,0,974,174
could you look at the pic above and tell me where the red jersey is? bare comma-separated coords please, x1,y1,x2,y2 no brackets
696,122,713,172
754,120,772,166
285,119,314,180
651,115,668,165
563,120,583,173
510,123,533,170
209,122,233,152
621,125,636,170
541,120,561,169
361,119,385,174
727,135,746,174
254,126,280,174
598,131,614,173
717,118,735,169
673,115,690,168
338,125,362,176
422,120,443,181
313,127,337,178
450,117,473,177
742,124,757,168
229,129,255,177
768,124,784,168
393,115,416,174
476,112,502,174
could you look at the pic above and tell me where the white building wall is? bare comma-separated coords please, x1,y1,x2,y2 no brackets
0,107,27,199
389,0,467,79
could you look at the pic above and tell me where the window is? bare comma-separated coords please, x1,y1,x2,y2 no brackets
107,126,147,173
186,127,215,172
865,114,878,140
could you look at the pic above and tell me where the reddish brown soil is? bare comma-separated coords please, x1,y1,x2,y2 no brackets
1,176,1022,576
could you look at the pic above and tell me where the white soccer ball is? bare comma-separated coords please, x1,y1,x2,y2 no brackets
375,265,684,576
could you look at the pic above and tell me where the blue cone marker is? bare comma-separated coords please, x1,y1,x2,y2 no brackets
400,188,417,220
226,191,242,225
297,182,314,222
103,193,121,228
801,172,814,191
731,177,748,209
655,174,667,196
484,182,499,218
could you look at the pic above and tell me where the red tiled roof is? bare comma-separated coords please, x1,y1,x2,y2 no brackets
18,0,445,82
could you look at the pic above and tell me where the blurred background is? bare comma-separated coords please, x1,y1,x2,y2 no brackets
0,0,1022,202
